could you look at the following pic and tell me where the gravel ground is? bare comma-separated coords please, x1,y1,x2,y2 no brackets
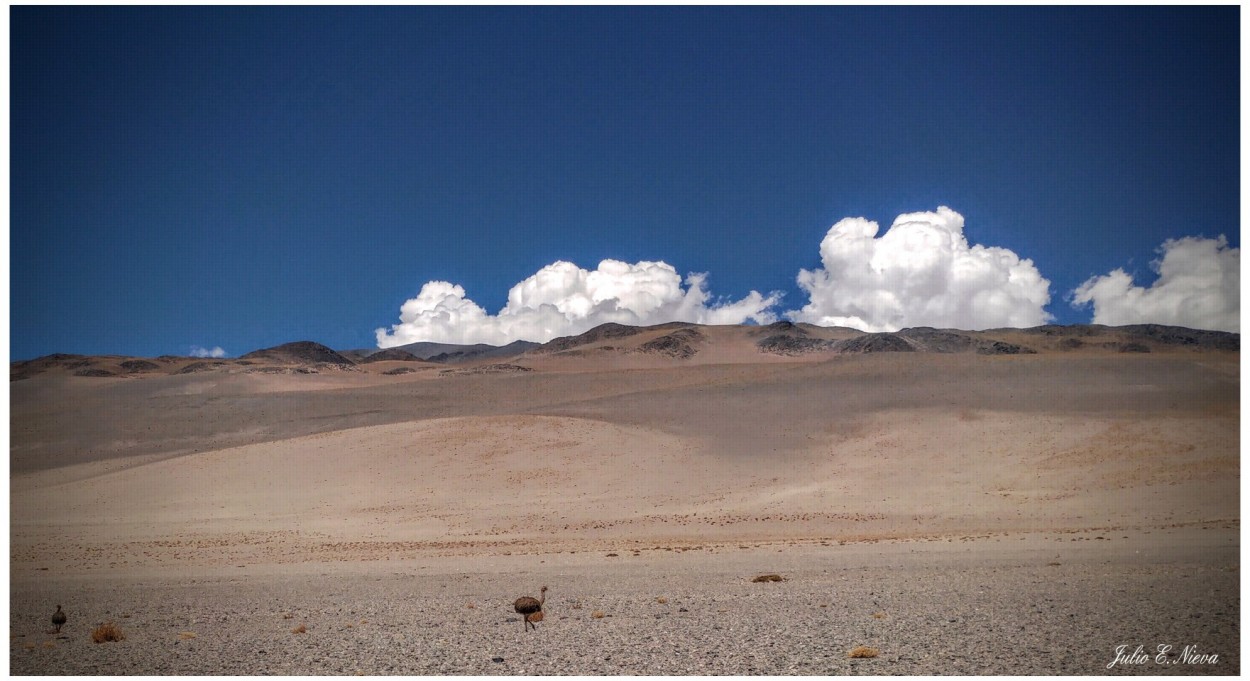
10,536,1239,675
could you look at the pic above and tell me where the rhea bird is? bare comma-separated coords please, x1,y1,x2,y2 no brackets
513,586,547,631
51,605,66,634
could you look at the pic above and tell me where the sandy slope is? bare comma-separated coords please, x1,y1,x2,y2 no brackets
8,343,1239,674
10,349,1238,572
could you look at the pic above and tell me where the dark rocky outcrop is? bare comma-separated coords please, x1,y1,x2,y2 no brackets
897,328,976,353
120,359,161,373
639,329,703,359
539,323,647,354
750,320,809,337
975,340,1036,355
240,341,355,367
835,333,915,353
756,334,836,355
358,348,421,363
73,368,115,377
1116,324,1238,351
175,361,227,374
440,363,534,376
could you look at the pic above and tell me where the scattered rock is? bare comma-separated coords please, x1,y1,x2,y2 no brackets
751,574,785,583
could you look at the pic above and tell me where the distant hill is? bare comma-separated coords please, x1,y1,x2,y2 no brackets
529,321,1239,361
356,348,422,363
240,341,356,366
353,339,539,364
8,323,1239,382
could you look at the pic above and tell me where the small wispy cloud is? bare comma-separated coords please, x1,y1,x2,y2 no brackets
189,345,227,358
1071,235,1239,332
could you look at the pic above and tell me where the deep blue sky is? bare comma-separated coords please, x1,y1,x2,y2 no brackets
11,7,1240,359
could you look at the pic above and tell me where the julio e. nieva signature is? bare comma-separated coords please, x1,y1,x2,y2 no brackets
1107,644,1218,669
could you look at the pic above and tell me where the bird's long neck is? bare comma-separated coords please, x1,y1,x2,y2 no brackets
538,590,546,607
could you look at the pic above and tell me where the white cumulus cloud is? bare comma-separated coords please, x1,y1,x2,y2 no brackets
786,206,1052,331
375,259,782,347
1071,235,1239,332
190,345,226,358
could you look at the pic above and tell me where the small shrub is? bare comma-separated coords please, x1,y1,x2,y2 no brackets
871,612,886,619
291,624,307,634
848,646,879,658
591,610,605,619
751,574,785,583
91,622,125,643
179,632,197,640
656,597,668,604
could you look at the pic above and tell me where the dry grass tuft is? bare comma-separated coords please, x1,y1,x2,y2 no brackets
751,574,785,583
848,645,879,659
91,622,125,643
291,624,307,634
872,612,886,619
466,602,476,609
591,610,605,619
656,597,668,604
178,632,197,640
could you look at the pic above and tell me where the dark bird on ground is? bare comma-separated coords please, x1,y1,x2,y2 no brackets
51,605,66,633
513,586,547,631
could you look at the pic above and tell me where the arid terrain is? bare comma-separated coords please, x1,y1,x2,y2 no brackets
9,323,1240,674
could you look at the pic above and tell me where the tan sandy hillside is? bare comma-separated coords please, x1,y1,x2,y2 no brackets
10,323,1237,572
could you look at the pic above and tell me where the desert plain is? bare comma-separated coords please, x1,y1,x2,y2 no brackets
8,322,1240,674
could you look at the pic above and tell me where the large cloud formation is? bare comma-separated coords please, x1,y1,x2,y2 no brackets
787,207,1052,331
1071,235,1239,332
375,259,781,347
